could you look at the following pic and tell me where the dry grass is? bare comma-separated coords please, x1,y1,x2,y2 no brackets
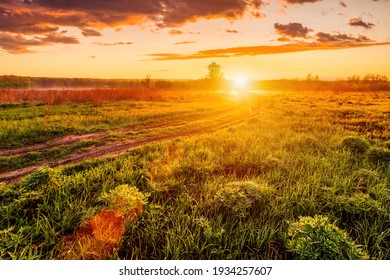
0,88,222,105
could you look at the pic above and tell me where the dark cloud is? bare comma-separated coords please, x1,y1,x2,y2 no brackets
226,29,238,33
0,32,42,53
81,28,102,37
15,0,264,28
282,0,322,5
340,1,347,8
0,5,87,34
274,22,312,38
0,0,266,55
39,33,79,44
0,32,79,53
315,32,372,43
158,1,264,27
349,18,375,29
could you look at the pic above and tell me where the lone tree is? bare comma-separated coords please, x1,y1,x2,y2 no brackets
204,62,224,90
142,74,151,88
206,62,223,81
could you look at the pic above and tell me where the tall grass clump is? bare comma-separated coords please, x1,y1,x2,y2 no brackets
209,181,276,218
100,184,148,221
286,215,369,260
330,193,387,222
21,167,52,191
341,136,370,155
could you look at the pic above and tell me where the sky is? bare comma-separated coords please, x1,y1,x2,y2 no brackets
0,0,390,80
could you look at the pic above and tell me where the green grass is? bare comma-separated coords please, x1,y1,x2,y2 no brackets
0,90,389,260
0,99,229,149
0,140,98,173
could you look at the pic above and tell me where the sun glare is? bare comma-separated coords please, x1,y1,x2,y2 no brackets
234,78,248,88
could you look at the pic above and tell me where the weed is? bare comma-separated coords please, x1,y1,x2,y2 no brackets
286,215,369,260
211,181,276,218
100,184,148,221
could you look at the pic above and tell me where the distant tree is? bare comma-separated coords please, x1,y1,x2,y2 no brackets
206,62,224,81
306,73,319,82
204,62,224,91
363,74,388,82
347,75,360,82
142,74,152,88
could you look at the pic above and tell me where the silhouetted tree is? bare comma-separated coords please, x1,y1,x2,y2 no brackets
204,62,224,91
142,74,152,88
206,62,224,81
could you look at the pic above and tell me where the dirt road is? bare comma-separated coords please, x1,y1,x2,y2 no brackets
0,105,255,183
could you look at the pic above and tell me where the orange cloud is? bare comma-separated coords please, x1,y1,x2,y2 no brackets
81,28,102,37
174,41,196,45
96,42,133,46
169,29,183,35
147,40,389,60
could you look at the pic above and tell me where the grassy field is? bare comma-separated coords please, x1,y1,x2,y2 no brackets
0,89,389,260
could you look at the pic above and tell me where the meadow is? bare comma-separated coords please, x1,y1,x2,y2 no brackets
0,88,389,260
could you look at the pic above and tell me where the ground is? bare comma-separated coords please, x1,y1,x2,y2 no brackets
0,89,389,260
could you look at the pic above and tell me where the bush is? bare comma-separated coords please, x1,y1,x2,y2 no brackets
341,137,370,155
212,181,276,218
287,215,369,260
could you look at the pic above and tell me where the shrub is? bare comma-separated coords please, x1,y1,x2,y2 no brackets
341,137,370,155
287,215,369,260
367,148,390,165
212,181,276,218
100,185,148,221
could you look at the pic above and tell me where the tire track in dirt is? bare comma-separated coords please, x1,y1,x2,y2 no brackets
0,105,238,157
0,106,255,183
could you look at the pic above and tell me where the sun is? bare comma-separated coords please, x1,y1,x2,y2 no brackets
234,77,248,88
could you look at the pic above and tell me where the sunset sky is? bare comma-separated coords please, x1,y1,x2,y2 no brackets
1,0,390,80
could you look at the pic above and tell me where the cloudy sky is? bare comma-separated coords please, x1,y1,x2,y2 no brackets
1,0,389,80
